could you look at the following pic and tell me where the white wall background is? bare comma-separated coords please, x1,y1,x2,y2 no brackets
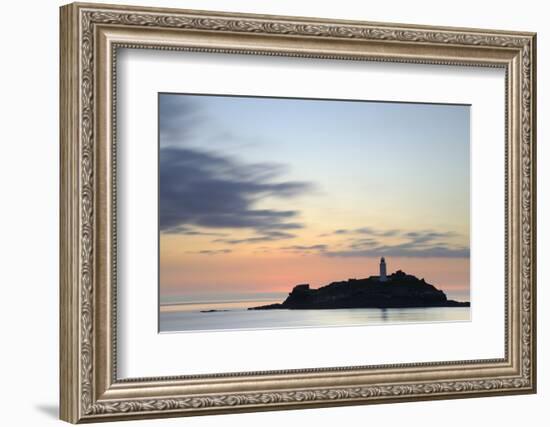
0,0,545,425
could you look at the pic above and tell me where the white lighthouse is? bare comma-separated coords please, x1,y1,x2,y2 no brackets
379,257,387,282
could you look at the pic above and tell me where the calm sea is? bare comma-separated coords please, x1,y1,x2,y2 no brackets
159,298,470,333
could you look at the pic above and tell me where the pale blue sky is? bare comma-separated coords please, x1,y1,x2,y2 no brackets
160,93,470,240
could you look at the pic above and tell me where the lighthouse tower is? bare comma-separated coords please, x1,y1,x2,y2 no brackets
379,257,387,282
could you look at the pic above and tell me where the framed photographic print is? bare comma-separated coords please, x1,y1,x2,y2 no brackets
60,2,537,423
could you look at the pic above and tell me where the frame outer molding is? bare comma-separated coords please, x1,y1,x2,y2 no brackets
60,2,536,423
60,4,81,423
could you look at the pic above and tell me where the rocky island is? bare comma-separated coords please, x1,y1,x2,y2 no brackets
249,258,469,310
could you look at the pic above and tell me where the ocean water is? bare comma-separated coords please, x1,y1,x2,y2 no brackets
159,299,470,332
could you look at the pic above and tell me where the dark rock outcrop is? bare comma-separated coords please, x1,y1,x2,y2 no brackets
249,270,469,310
200,309,229,313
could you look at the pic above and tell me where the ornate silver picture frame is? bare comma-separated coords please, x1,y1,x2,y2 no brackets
60,2,536,423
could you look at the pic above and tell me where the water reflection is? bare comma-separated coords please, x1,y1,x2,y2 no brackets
160,306,471,333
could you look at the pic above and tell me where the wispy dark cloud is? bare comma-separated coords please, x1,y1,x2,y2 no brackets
317,227,468,258
160,147,313,239
193,249,232,255
355,227,401,237
162,225,228,237
283,244,328,251
160,95,262,151
280,244,328,254
319,228,401,238
324,245,469,258
214,231,296,245
323,227,401,237
349,237,379,248
159,95,203,144
334,229,349,235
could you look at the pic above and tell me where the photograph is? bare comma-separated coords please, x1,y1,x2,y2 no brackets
158,93,471,332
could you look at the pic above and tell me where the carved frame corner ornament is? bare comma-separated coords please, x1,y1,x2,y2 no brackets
60,2,536,423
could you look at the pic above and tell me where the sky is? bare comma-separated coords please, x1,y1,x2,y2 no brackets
159,93,470,303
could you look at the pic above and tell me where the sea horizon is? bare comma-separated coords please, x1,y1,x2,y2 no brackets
160,287,471,312
160,296,285,313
